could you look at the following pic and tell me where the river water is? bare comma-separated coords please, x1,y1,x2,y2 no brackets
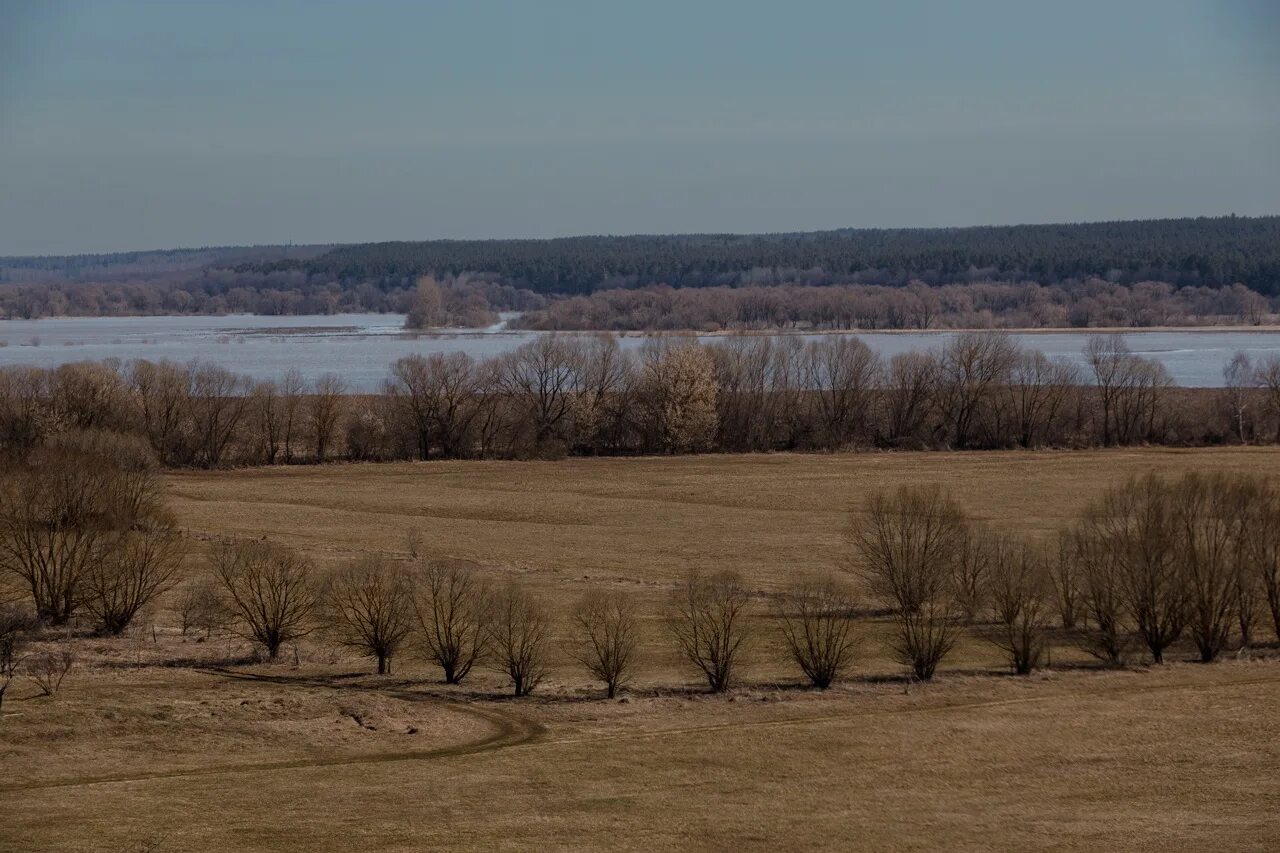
0,313,1275,389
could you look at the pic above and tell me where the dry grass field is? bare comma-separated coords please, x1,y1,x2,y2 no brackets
5,447,1280,851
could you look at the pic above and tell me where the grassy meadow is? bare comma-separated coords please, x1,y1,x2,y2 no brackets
4,447,1280,851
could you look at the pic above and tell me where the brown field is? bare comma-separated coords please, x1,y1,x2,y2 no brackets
5,448,1280,851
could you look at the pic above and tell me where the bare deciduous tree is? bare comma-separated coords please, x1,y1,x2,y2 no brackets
83,518,186,636
0,437,167,625
27,647,74,697
803,336,880,449
1171,473,1243,662
1081,474,1185,663
1069,521,1130,665
0,605,33,711
176,576,229,638
850,485,966,680
488,584,550,697
1049,530,1082,630
882,351,935,445
187,363,250,468
494,337,581,454
308,373,347,462
951,527,992,623
984,539,1051,674
385,353,483,460
931,332,1019,449
569,589,640,698
211,540,317,659
638,342,719,454
670,569,752,693
779,576,858,689
413,559,491,684
249,379,283,464
279,368,305,463
321,556,415,674
1222,351,1253,444
1244,479,1280,642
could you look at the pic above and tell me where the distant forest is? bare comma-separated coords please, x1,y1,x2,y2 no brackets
2,216,1279,326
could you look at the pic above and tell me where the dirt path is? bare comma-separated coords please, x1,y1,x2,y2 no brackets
6,667,1276,793
0,670,545,793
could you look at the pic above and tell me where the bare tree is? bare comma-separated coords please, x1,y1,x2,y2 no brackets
1069,521,1130,665
211,540,317,659
385,353,482,460
1084,475,1185,663
1085,336,1172,446
176,577,229,638
882,351,935,445
1006,350,1079,448
0,437,166,625
779,575,858,689
0,605,33,711
187,362,250,468
802,337,880,448
82,516,186,635
405,276,445,329
128,360,191,465
637,342,719,454
850,485,966,680
1244,479,1280,642
1048,530,1082,630
670,569,752,692
308,373,347,462
321,556,415,674
570,334,633,454
249,379,283,464
494,337,581,453
488,584,550,697
1222,351,1253,444
279,368,305,463
1170,473,1244,662
951,527,992,623
413,559,491,684
26,647,74,696
569,589,640,698
931,332,1019,449
984,538,1051,674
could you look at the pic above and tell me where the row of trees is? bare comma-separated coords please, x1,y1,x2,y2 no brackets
6,333,1278,465
515,281,1273,332
0,263,543,321
3,443,1277,700
853,473,1280,681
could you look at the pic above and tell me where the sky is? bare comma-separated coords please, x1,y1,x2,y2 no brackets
1,0,1278,256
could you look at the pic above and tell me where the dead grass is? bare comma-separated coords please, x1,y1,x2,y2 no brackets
4,447,1280,851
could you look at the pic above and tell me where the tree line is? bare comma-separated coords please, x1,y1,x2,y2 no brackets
4,333,1280,466
513,280,1272,332
4,456,1277,705
254,216,1280,296
4,217,1279,323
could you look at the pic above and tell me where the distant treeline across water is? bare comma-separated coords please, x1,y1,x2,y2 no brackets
1,216,1278,327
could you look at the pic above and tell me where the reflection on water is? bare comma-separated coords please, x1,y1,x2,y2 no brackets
1,312,1276,389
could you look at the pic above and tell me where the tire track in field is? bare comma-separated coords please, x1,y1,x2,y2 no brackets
6,670,1277,792
0,671,545,793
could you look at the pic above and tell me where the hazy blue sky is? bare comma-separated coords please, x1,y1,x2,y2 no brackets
1,0,1277,255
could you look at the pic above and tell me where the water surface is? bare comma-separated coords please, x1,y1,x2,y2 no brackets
0,313,1273,389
